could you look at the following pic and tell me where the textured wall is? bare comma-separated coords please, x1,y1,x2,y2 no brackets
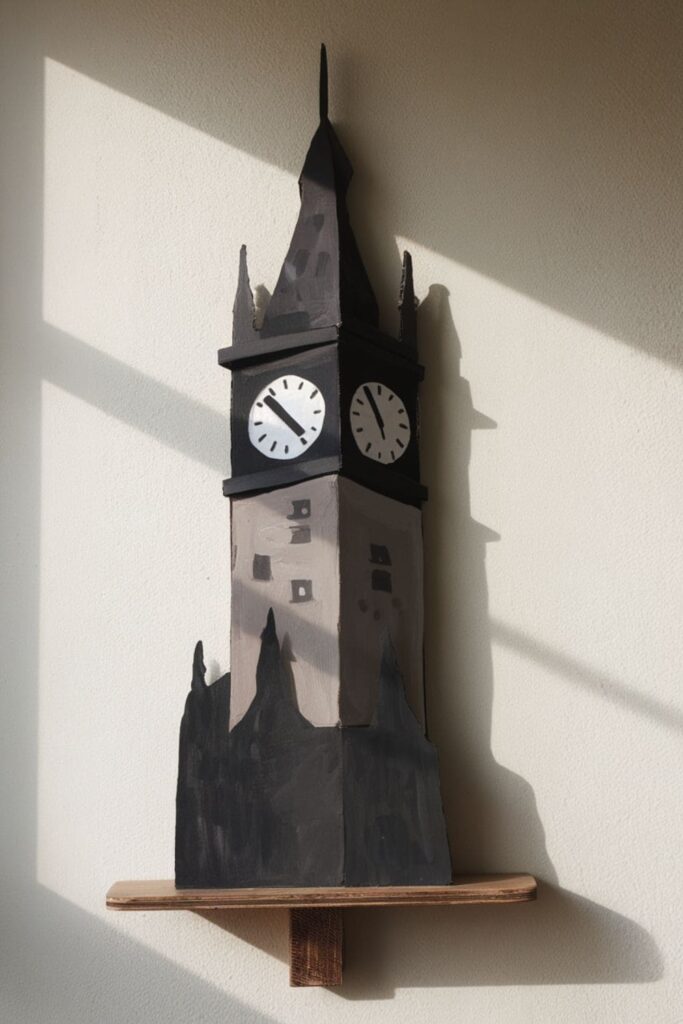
1,0,681,1021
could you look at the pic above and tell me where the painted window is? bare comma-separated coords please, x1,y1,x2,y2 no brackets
289,526,311,544
369,544,391,565
293,249,309,276
290,579,313,603
315,252,330,277
371,569,392,593
287,499,311,520
253,554,272,581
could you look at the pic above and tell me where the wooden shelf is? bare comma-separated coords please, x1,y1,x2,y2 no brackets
106,874,536,986
106,873,536,910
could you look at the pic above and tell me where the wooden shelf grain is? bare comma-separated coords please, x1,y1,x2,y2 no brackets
106,874,536,986
106,873,536,911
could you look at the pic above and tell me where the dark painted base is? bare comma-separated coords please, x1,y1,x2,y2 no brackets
175,612,451,888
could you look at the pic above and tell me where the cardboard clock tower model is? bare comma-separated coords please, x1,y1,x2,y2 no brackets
175,47,452,889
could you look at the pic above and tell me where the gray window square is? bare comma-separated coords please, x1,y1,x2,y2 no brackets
371,569,392,593
290,579,313,603
253,554,272,581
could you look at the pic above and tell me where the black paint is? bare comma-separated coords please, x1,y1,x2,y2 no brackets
176,613,344,887
228,335,425,505
259,46,378,338
232,245,258,345
343,637,452,885
176,613,451,888
398,250,418,354
175,642,233,888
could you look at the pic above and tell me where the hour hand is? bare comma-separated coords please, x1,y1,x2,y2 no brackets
263,394,305,437
363,385,385,439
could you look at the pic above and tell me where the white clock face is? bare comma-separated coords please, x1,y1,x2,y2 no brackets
350,382,411,464
248,375,325,460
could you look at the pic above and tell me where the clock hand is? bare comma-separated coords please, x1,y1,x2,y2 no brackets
263,394,305,437
363,385,385,439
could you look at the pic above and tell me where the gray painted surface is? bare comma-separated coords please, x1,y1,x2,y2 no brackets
339,477,424,726
230,474,424,729
231,476,341,727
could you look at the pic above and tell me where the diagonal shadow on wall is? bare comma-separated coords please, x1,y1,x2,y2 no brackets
36,0,683,368
0,1,668,1014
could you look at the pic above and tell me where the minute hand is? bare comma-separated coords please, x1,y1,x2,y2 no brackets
263,395,305,437
363,385,385,439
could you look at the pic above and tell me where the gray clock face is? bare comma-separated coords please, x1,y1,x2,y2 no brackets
350,382,411,464
248,374,325,460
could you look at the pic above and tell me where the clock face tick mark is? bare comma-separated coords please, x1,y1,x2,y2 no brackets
258,434,267,443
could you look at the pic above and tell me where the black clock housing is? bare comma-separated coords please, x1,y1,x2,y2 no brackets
224,331,425,505
229,344,341,489
339,334,421,491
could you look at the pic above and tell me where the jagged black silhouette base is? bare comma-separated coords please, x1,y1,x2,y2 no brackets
175,610,451,888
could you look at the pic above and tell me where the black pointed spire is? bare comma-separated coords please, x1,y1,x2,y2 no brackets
255,608,284,697
260,47,379,338
191,641,206,692
232,244,257,344
319,43,328,121
263,607,277,640
398,250,418,353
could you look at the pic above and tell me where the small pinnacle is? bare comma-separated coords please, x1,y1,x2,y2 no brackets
232,243,257,343
399,250,418,351
192,641,207,691
263,608,277,639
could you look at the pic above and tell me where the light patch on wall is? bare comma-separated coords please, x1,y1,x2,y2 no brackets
42,59,297,399
35,379,228,912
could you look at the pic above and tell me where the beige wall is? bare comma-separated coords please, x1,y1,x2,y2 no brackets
1,0,681,1021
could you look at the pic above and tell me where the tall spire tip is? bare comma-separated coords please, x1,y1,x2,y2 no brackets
319,43,328,121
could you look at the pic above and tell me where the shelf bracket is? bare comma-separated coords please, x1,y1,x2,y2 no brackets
289,907,343,986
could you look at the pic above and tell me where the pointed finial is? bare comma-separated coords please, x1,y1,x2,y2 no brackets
191,641,206,692
232,244,257,344
319,44,328,121
263,607,277,641
398,250,418,352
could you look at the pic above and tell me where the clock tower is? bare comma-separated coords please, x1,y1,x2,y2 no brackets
223,47,428,731
176,46,451,889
